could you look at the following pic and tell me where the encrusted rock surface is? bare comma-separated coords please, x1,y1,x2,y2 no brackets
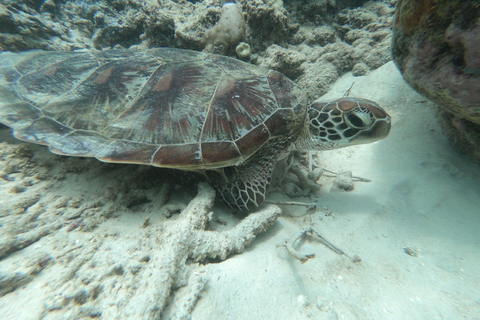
392,0,480,162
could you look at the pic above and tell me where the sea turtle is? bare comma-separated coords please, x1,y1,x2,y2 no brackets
0,48,391,211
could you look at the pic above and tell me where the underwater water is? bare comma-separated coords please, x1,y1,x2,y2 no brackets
0,0,479,319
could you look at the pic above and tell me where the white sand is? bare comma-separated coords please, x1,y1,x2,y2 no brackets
1,62,479,319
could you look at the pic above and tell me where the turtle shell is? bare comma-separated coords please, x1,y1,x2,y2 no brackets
0,48,307,169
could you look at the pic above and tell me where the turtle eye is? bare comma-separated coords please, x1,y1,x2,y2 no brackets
345,109,374,129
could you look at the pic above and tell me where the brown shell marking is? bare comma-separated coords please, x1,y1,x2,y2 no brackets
201,74,277,140
19,53,99,107
41,54,164,133
104,60,221,145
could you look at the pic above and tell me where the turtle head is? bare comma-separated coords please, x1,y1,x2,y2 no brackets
306,97,391,150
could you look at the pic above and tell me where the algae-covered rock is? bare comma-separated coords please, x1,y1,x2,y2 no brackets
200,3,245,54
392,0,480,162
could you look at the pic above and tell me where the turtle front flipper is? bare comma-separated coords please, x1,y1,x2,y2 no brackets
214,165,271,211
208,138,292,211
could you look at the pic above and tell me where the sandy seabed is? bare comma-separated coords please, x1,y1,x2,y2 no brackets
1,61,479,320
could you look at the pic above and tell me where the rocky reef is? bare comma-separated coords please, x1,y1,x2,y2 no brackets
392,0,480,162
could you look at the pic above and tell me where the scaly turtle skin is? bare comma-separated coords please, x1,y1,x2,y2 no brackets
0,48,391,211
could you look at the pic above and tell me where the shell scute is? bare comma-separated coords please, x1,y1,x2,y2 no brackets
267,70,306,110
95,140,159,164
42,55,163,133
15,117,72,146
0,65,22,84
201,141,241,166
235,124,271,157
264,108,296,136
152,143,202,167
104,60,222,145
19,53,98,107
50,130,110,156
147,48,208,63
201,74,277,143
0,102,42,128
15,51,87,75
